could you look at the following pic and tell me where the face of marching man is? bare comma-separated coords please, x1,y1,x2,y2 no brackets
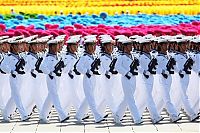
123,43,133,54
143,43,151,53
68,44,78,54
23,42,29,52
49,44,60,54
4,43,11,53
30,44,39,53
103,43,113,55
160,43,168,53
11,42,24,54
180,42,187,53
168,42,175,51
85,43,96,54
58,42,64,52
0,43,10,53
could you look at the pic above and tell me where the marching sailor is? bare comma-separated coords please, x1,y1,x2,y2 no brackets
115,38,142,124
39,39,69,123
75,37,106,123
1,35,31,122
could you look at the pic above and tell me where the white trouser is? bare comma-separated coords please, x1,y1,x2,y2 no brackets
61,74,81,112
187,71,200,114
137,74,161,120
97,76,117,116
0,74,10,110
24,74,47,115
3,75,28,119
76,75,103,122
178,74,196,117
19,74,35,115
35,74,48,113
40,76,67,121
155,74,179,118
115,76,141,122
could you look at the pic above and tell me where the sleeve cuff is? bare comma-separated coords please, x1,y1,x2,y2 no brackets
163,70,169,75
106,71,111,76
144,70,150,76
87,69,93,75
50,72,56,77
31,69,37,74
11,70,17,75
127,72,132,77
179,70,185,75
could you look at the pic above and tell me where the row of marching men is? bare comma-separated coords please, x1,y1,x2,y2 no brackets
0,33,199,124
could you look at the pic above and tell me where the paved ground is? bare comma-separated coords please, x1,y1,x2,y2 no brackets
0,108,199,133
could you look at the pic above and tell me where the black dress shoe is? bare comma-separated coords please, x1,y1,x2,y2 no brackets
154,117,164,124
82,115,89,120
96,118,105,123
173,117,182,123
61,116,70,123
28,112,33,117
103,114,109,118
191,115,199,122
22,116,30,121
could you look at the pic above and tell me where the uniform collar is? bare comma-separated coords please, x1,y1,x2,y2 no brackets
141,51,151,59
168,50,175,53
84,52,94,59
174,50,187,58
101,52,112,60
187,50,198,54
122,52,132,59
11,52,20,59
28,52,38,59
132,49,140,54
67,52,77,59
158,52,167,58
116,50,123,55
47,53,58,59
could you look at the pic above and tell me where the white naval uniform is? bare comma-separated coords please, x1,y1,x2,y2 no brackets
187,51,200,114
152,52,179,120
193,52,200,113
115,53,141,123
134,51,162,122
59,52,82,112
17,52,34,116
22,52,48,115
171,51,197,119
0,53,29,120
0,53,11,111
75,52,104,122
36,51,49,111
97,53,119,116
39,53,67,121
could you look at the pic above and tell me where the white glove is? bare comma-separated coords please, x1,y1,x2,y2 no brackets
49,71,57,77
144,70,150,76
11,70,17,75
162,70,169,75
